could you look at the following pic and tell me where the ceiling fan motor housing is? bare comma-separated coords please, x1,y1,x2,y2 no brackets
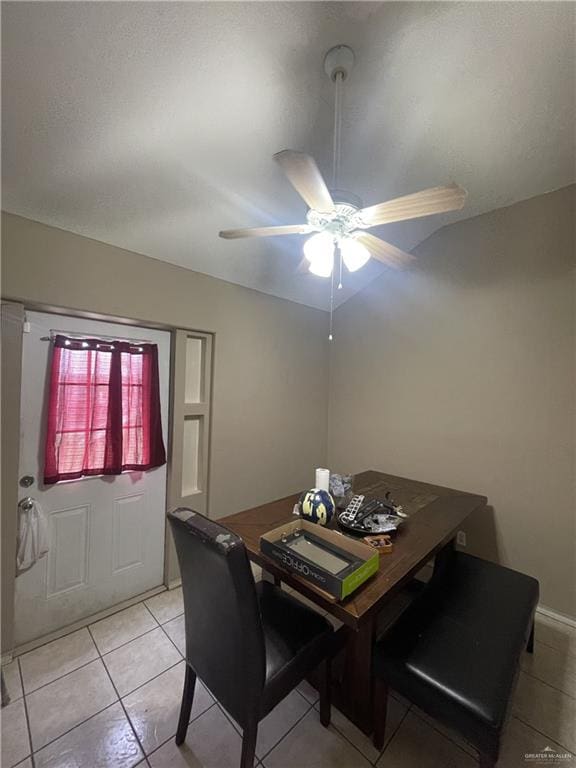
307,196,364,239
329,189,362,209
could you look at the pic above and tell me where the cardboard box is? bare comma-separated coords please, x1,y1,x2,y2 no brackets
260,519,379,600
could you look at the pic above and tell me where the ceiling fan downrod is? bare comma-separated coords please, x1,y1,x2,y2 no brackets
324,44,354,192
332,71,342,190
325,45,355,315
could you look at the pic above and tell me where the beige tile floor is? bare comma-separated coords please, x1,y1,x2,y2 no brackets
1,580,575,768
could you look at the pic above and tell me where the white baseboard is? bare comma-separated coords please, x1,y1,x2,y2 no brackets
536,604,576,629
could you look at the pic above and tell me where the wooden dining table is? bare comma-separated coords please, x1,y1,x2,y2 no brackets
222,469,487,735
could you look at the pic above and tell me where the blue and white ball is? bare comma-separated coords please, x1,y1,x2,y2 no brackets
298,489,335,526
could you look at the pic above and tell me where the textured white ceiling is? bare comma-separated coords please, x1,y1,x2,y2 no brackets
2,2,575,310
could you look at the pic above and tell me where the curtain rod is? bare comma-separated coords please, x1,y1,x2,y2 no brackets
40,329,154,344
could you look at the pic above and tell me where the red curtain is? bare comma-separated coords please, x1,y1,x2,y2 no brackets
44,335,166,484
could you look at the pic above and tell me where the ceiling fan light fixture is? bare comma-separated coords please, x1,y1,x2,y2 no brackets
303,231,334,262
340,235,370,272
303,231,335,276
308,253,334,277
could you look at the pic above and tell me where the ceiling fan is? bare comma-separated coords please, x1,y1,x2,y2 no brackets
220,45,467,282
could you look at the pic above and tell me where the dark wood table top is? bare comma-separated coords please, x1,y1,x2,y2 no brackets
222,470,487,630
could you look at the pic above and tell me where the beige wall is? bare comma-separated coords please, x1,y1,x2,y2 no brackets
1,212,329,523
328,186,576,619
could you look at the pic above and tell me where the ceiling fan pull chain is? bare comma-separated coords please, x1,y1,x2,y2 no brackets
338,244,343,290
332,71,343,189
328,263,335,341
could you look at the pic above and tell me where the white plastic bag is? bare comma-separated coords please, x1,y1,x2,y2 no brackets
17,498,49,574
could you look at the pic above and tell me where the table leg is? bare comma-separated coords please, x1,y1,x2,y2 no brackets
431,538,456,583
341,619,376,736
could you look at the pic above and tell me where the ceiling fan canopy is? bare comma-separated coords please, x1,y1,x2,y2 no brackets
219,45,467,281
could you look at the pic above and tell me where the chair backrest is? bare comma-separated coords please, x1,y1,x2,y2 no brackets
168,508,266,726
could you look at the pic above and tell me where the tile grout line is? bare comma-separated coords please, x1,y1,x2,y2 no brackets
20,606,163,691
520,646,576,699
518,666,576,701
254,686,392,768
330,723,382,768
312,697,382,765
331,698,412,767
254,699,316,766
157,616,186,659
294,686,318,706
21,619,168,699
86,623,150,765
214,685,313,743
532,633,576,661
377,704,412,765
409,704,576,764
311,691,413,766
143,701,218,763
94,606,162,653
15,656,35,768
313,698,384,768
408,706,477,760
510,713,576,757
3,659,24,705
105,655,185,702
142,596,183,628
376,704,411,764
214,701,242,736
255,692,317,763
30,700,120,760
519,665,576,701
88,617,218,762
22,654,100,699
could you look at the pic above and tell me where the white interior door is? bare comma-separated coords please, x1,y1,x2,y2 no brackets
15,311,170,646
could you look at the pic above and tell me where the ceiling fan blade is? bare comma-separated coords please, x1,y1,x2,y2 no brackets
360,184,467,227
354,232,415,268
273,150,335,213
219,224,311,239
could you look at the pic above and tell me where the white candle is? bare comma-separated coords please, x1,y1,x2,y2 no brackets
315,468,330,492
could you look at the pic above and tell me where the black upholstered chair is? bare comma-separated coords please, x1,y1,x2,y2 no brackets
373,552,539,768
168,508,334,768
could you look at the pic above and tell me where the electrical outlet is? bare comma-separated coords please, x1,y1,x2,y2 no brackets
456,530,467,547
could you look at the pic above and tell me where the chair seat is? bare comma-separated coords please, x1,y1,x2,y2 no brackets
257,581,333,715
374,553,539,755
